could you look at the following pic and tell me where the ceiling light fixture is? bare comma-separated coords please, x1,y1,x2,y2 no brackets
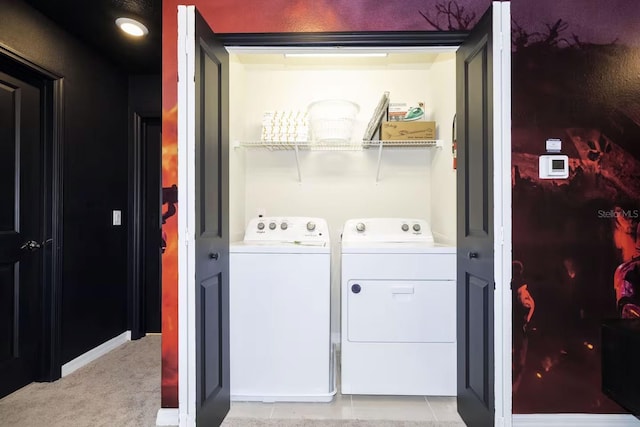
284,53,388,58
115,17,149,37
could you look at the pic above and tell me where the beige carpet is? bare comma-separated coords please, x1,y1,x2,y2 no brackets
0,334,161,427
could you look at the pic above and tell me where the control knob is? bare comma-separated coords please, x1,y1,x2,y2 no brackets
413,223,421,232
269,222,277,230
306,221,316,231
356,222,366,232
401,224,409,232
280,222,288,230
257,222,265,230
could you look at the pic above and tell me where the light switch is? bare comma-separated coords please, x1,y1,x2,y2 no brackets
113,210,122,226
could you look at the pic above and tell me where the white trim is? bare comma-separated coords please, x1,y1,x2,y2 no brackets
61,331,130,377
155,408,179,426
185,5,197,425
512,414,640,427
177,5,196,427
492,2,512,426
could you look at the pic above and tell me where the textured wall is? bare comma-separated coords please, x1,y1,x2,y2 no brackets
0,0,130,363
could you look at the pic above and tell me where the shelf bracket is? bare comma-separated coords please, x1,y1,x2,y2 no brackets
294,143,302,182
375,142,384,182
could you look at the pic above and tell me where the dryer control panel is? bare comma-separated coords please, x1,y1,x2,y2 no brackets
342,218,434,243
244,216,329,243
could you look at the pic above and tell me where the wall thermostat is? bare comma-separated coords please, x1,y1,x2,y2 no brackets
539,154,569,179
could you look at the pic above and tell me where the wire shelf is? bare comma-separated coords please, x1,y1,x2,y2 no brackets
234,139,443,182
235,140,441,150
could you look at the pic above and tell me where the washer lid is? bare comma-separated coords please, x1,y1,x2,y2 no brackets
230,240,330,254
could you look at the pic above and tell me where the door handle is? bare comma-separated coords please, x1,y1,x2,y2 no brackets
209,252,219,260
468,252,479,259
20,240,42,251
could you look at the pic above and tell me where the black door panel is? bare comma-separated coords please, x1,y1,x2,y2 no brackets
456,5,496,426
0,69,43,398
181,7,231,425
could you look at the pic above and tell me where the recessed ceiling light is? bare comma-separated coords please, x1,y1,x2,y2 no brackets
115,17,149,37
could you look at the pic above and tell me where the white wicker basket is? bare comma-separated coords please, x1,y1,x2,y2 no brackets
308,99,359,143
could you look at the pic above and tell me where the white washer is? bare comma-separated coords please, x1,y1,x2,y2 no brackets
230,217,334,402
340,218,457,396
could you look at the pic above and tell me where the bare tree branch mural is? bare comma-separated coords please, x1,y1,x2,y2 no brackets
512,19,538,50
419,1,477,31
540,19,571,47
571,33,620,49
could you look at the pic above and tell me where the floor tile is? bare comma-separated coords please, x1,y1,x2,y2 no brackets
224,394,457,423
350,395,434,421
270,396,353,420
226,401,274,419
270,404,351,420
426,396,463,422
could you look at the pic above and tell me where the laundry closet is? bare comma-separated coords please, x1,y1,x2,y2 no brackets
228,46,458,329
175,3,512,425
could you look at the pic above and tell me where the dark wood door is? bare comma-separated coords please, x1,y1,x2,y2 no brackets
456,4,499,426
179,6,231,425
0,68,44,398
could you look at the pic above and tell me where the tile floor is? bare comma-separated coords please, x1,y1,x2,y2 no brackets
224,349,464,424
225,394,463,423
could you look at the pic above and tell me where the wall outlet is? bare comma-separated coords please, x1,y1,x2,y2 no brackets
112,210,122,226
257,208,266,218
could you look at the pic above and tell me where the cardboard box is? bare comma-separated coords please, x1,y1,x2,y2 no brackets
381,121,436,140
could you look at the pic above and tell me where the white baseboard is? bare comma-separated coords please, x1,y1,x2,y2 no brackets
513,414,640,427
156,408,179,426
61,331,131,377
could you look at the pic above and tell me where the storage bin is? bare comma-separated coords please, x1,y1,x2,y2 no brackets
308,99,359,143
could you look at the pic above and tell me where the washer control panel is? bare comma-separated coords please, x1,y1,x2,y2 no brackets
342,218,434,243
244,216,329,243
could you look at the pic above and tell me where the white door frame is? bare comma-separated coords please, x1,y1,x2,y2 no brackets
492,2,513,426
177,5,197,427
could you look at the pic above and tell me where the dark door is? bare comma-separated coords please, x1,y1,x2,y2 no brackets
456,3,505,426
179,6,230,425
142,118,161,333
0,68,44,398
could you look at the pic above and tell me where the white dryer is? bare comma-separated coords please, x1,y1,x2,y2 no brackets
340,218,456,396
230,217,334,402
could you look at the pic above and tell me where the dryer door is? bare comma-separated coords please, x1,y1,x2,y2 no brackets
347,280,455,343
